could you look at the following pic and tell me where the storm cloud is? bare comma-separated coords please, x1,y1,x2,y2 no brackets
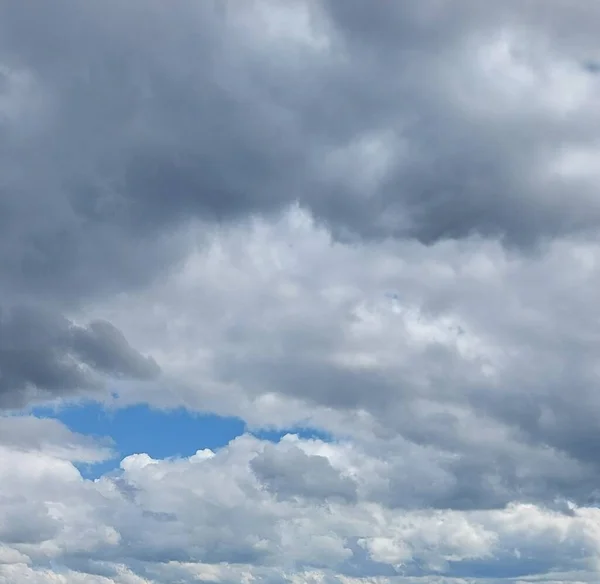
2,0,600,310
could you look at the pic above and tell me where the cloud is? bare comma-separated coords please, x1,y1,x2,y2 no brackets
1,0,600,319
1,426,600,582
75,209,600,513
2,0,600,581
0,305,159,409
1,0,600,405
0,414,113,462
250,440,358,504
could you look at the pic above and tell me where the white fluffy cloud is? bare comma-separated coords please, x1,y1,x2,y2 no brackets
1,418,600,583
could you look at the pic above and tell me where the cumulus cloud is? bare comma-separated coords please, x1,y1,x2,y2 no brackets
2,0,600,581
78,209,600,513
1,427,600,583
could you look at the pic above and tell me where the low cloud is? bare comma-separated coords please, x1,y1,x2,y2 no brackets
0,306,159,409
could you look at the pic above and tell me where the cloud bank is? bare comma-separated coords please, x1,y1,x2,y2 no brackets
2,0,600,582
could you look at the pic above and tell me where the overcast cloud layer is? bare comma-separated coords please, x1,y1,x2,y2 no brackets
2,0,600,582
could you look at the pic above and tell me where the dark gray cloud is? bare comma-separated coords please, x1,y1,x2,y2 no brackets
250,443,358,503
0,305,159,408
0,0,305,306
2,0,600,306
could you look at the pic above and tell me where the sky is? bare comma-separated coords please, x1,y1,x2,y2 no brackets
2,0,600,582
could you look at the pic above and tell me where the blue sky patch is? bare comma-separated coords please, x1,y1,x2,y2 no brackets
33,402,245,478
31,402,333,479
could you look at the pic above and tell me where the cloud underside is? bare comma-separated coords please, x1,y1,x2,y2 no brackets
2,0,600,581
